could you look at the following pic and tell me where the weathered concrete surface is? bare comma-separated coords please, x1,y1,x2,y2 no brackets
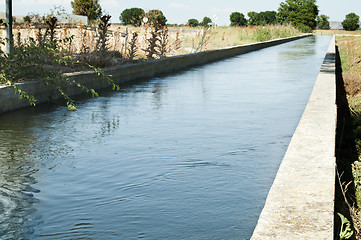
0,34,310,114
251,36,336,239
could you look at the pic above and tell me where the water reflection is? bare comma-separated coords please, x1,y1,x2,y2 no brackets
278,37,317,61
0,112,39,239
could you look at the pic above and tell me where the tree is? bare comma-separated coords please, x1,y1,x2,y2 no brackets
188,18,199,27
119,8,145,26
71,0,102,21
342,13,360,31
316,14,330,30
201,16,212,27
147,9,167,26
247,11,259,25
277,0,319,32
248,11,277,26
23,15,31,23
230,12,247,26
260,11,277,25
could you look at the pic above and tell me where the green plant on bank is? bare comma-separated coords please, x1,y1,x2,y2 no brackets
193,27,213,53
143,13,170,59
254,24,301,42
0,31,118,111
338,213,354,239
127,31,139,60
96,15,111,53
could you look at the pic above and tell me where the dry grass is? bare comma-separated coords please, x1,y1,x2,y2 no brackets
315,29,361,36
1,23,301,63
337,36,361,96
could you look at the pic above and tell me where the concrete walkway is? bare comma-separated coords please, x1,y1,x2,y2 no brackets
251,36,336,239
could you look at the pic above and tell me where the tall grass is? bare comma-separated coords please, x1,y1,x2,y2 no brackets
179,24,301,53
253,24,301,42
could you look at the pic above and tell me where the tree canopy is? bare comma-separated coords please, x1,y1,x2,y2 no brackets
230,12,247,27
316,14,330,30
277,0,319,32
247,11,277,26
342,13,360,31
201,16,212,27
119,8,145,26
188,18,199,27
147,9,167,26
71,0,102,21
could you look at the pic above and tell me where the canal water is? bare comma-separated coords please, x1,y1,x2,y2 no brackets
0,35,331,240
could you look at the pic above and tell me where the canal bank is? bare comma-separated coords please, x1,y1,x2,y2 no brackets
251,36,336,239
0,34,310,115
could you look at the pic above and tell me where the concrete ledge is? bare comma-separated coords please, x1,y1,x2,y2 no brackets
251,36,336,239
0,34,310,114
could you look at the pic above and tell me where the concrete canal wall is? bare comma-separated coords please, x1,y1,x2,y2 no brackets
251,36,336,239
0,34,310,114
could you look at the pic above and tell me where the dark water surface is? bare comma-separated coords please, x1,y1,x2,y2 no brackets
0,36,332,240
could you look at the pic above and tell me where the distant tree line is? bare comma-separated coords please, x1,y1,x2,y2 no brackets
187,17,212,27
70,0,360,32
119,8,167,26
227,0,360,31
228,0,319,32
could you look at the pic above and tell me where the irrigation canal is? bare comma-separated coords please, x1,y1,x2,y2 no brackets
0,35,332,239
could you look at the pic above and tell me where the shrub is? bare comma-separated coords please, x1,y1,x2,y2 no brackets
255,27,272,41
295,23,312,33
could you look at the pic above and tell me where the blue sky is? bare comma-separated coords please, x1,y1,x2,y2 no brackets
1,0,360,25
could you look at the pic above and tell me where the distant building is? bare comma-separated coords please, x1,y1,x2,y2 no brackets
55,13,88,25
330,21,343,30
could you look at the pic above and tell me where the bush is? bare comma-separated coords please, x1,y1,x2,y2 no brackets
0,25,118,110
255,27,272,42
295,23,312,32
